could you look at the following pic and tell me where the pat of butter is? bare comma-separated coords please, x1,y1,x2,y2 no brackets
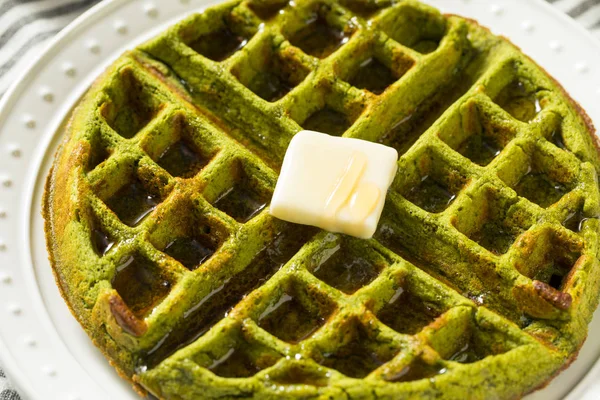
270,130,398,239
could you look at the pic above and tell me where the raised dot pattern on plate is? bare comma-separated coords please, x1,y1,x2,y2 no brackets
0,0,202,399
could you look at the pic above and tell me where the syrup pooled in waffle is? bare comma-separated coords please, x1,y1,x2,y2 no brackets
44,0,600,398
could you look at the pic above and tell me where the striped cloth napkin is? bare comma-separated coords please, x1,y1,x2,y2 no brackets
0,0,599,398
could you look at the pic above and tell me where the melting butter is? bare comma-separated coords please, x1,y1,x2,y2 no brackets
270,130,398,239
349,182,381,221
324,152,368,221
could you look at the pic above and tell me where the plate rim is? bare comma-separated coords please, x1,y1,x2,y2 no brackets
0,0,599,398
0,2,124,399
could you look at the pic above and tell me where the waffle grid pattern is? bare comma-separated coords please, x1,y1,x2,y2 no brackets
47,0,600,398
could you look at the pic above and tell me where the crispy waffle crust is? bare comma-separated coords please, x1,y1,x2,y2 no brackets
43,0,600,398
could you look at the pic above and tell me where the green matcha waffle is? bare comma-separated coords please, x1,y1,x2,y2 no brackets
43,0,600,398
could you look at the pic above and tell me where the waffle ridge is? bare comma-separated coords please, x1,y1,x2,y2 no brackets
43,0,600,399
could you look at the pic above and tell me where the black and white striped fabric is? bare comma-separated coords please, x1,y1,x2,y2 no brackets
0,0,101,96
0,0,599,398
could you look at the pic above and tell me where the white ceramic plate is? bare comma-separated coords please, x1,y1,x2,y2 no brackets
1,0,599,399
